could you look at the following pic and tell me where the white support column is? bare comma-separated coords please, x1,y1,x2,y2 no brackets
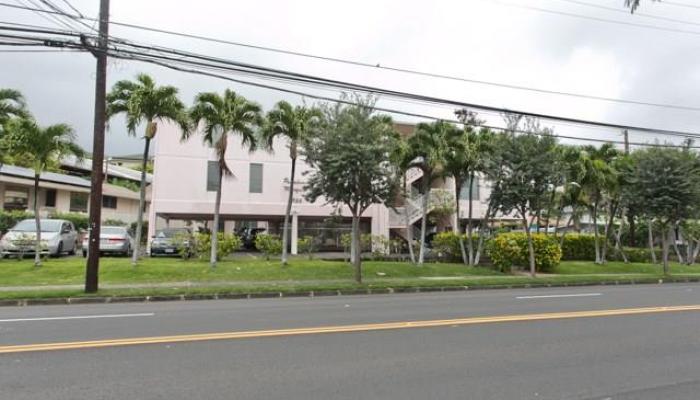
291,211,299,255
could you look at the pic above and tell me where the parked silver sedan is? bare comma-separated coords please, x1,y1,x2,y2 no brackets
82,226,133,257
0,219,78,257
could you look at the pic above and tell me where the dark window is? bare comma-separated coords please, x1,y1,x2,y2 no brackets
249,163,263,193
102,195,118,209
69,192,88,213
206,161,220,192
45,189,56,207
459,176,480,200
3,186,28,211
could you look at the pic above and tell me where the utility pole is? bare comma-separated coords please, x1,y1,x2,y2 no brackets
85,0,110,293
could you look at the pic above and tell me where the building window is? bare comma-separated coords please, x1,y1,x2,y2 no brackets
45,189,56,208
206,161,220,192
102,195,118,209
249,163,263,193
459,176,480,200
3,186,28,211
69,192,88,213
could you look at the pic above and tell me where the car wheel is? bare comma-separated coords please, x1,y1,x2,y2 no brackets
54,242,63,257
82,250,87,258
68,242,77,256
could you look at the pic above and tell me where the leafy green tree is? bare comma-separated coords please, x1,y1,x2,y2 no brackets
628,147,700,273
262,101,321,265
3,118,84,266
406,121,453,265
490,116,559,276
304,96,399,283
106,74,189,266
189,89,262,267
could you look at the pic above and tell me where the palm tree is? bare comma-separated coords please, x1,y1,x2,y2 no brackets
625,0,657,12
391,138,417,264
0,89,27,123
579,143,620,264
189,89,262,268
262,101,321,266
0,89,29,164
3,118,84,266
106,74,189,266
406,121,452,265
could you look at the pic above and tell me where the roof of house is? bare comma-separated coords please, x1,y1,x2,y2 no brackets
61,156,153,184
0,164,143,200
0,164,90,188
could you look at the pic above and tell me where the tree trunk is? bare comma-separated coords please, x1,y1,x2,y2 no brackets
403,201,416,264
601,201,618,264
614,210,628,263
628,212,636,247
418,178,430,265
131,136,151,266
474,202,493,266
466,173,475,266
693,240,700,264
33,173,42,267
350,215,357,264
454,181,468,265
545,186,557,236
592,204,601,264
351,214,362,283
671,225,683,264
648,221,657,264
553,199,564,239
685,234,693,266
281,156,296,266
661,225,671,275
210,167,223,268
523,214,536,277
559,215,574,248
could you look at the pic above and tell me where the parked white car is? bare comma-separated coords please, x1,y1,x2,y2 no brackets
0,219,78,258
82,226,134,257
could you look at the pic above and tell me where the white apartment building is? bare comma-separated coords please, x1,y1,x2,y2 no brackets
148,121,506,253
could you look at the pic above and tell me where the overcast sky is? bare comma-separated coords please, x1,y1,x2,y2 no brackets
2,0,699,155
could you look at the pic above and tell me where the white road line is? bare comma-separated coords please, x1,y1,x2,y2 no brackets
0,313,154,323
516,293,602,300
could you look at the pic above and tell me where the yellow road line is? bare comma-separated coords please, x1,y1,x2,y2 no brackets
2,304,700,354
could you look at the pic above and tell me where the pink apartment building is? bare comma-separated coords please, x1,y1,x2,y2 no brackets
148,122,497,253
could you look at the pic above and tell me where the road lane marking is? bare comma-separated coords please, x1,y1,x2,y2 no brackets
1,305,699,354
0,313,154,323
516,293,602,300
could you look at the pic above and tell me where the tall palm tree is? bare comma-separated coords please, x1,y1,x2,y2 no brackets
3,118,84,266
0,89,29,164
189,89,262,268
391,138,417,264
262,101,321,265
406,121,452,265
580,143,619,264
106,74,189,266
0,89,27,124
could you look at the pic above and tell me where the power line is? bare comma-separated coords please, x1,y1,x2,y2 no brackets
663,1,700,11
2,2,700,113
551,0,700,28
37,0,95,32
2,26,699,148
487,0,700,36
58,0,83,17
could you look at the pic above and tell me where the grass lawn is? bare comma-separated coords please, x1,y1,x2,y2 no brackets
1,256,699,300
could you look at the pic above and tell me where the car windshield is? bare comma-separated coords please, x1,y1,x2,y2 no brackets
156,229,188,238
102,227,127,235
12,220,63,232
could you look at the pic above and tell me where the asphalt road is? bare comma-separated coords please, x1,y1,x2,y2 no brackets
2,284,700,400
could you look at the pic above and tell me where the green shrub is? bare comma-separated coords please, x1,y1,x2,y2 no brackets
487,232,562,273
561,234,597,261
51,212,89,231
297,235,318,260
255,234,283,260
103,219,128,227
430,231,483,262
0,210,33,234
192,232,241,261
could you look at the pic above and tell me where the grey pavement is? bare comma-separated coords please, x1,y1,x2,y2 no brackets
1,284,700,399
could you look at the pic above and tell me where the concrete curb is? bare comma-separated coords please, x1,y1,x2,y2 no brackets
2,277,700,307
